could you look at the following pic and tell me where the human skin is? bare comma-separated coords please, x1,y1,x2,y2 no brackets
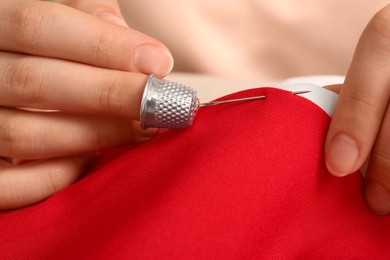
324,7,390,215
0,0,173,209
0,1,388,215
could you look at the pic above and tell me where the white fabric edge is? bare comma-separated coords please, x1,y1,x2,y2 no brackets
276,75,345,116
276,83,339,116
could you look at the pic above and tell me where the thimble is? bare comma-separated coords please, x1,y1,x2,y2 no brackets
140,75,198,129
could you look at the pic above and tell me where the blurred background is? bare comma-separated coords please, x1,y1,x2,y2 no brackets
119,0,388,82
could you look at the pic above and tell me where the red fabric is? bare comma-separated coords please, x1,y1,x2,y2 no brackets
0,88,389,259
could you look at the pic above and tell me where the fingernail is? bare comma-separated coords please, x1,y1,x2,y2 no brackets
365,180,390,215
133,44,174,76
326,134,359,176
96,12,129,27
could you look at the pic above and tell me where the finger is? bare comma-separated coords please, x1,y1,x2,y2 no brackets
61,0,128,27
0,52,146,118
0,155,91,210
0,1,173,76
0,108,156,160
325,6,390,176
364,103,390,215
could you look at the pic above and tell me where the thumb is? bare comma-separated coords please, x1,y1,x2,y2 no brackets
62,0,129,27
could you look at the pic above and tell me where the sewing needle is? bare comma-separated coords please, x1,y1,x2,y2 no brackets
199,90,311,107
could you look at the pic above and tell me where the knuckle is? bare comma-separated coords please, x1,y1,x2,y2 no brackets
44,165,65,194
343,92,374,115
7,2,47,50
0,175,19,210
88,120,112,150
2,58,47,105
83,121,105,151
44,159,84,195
1,115,36,158
89,31,116,64
372,147,390,170
97,74,127,113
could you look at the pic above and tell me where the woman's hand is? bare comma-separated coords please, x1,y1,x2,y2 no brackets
0,0,173,209
325,5,390,215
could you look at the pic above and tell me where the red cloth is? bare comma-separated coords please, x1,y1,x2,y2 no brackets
0,88,389,259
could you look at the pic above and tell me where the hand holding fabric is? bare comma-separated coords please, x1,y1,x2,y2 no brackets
325,5,390,215
0,0,173,209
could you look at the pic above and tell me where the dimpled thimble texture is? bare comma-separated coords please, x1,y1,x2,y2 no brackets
140,75,198,129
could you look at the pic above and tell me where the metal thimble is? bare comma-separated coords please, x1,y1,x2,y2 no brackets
140,75,198,129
